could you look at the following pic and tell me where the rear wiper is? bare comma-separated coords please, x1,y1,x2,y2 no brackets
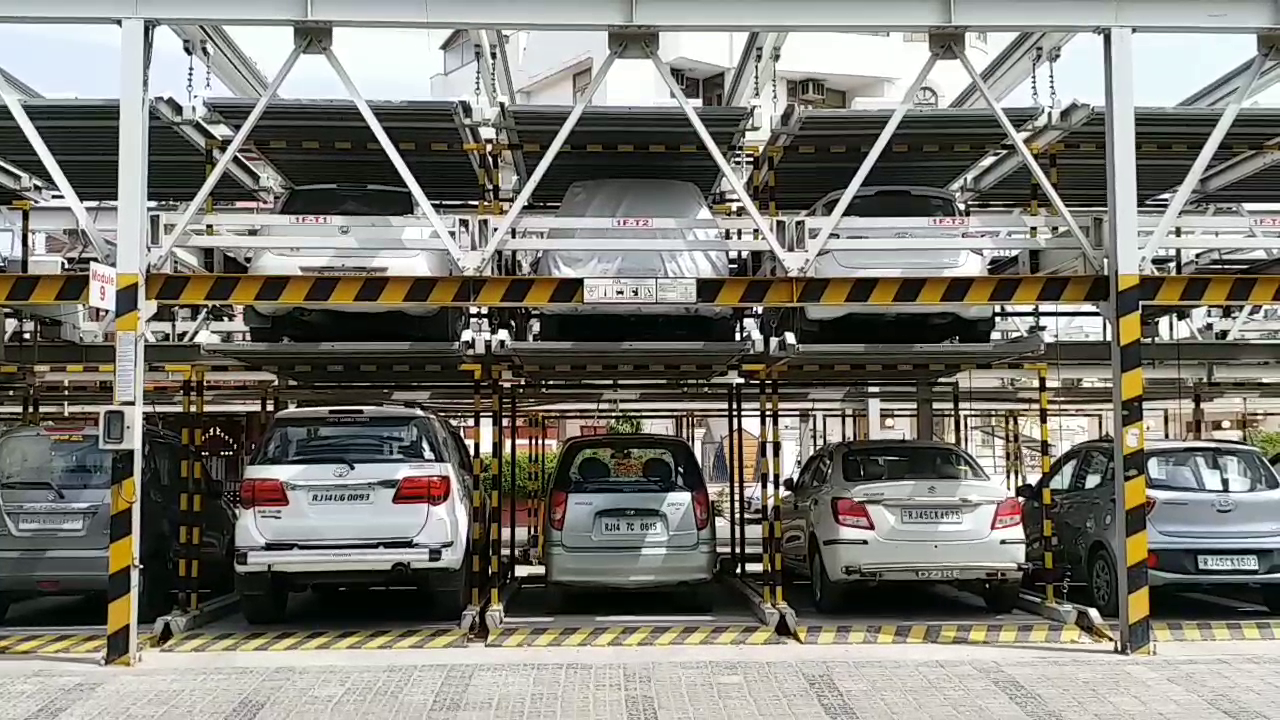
0,476,66,499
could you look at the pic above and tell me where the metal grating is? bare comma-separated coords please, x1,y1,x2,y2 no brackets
507,105,752,205
769,106,1041,212
204,98,482,204
975,107,1280,207
0,99,258,202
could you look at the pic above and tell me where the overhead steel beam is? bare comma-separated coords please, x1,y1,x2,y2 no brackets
1,0,1278,31
726,31,787,106
152,97,271,199
167,24,268,97
953,100,1094,201
949,32,1077,109
0,68,41,99
1178,54,1280,107
0,68,49,201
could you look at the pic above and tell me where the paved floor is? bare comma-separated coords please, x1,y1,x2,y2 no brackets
4,643,1280,719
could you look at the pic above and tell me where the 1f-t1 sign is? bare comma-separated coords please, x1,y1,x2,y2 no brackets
88,261,116,312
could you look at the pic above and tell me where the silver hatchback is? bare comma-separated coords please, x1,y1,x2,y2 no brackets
543,434,716,601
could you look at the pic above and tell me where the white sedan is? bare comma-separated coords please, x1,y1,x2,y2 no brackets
780,440,1027,613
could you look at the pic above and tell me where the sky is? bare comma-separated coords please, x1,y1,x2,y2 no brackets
0,24,1274,107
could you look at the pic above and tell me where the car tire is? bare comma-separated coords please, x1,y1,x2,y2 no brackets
1084,547,1120,617
240,588,289,625
1261,586,1280,614
138,562,174,624
983,581,1021,614
809,542,844,614
428,561,471,622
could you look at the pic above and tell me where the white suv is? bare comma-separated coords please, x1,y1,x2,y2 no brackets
234,405,476,624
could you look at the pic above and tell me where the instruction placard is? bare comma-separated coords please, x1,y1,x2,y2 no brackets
583,278,657,303
113,332,136,404
656,278,697,303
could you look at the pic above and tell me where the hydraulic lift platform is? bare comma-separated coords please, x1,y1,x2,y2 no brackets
768,336,1047,382
205,341,482,385
492,339,762,382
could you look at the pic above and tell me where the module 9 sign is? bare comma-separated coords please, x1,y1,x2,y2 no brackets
88,261,116,312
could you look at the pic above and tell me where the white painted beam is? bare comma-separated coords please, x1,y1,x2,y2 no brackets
168,24,269,97
0,0,1277,31
1178,54,1280,107
949,32,1078,109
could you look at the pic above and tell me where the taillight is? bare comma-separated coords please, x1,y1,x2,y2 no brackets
1145,497,1157,516
393,476,451,505
832,498,874,530
992,498,1022,529
240,479,288,509
549,490,568,531
1147,551,1158,569
692,488,710,531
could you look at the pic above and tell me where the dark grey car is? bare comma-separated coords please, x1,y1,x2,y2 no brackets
1021,439,1280,616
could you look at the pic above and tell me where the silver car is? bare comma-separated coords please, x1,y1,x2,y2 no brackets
543,434,717,606
1020,439,1280,616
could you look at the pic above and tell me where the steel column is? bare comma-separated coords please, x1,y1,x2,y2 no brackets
735,383,746,571
1037,366,1056,603
489,379,502,606
952,383,964,448
472,48,621,272
105,18,151,668
769,375,784,606
916,382,934,440
758,373,772,603
470,366,484,607
1192,390,1204,439
726,385,738,575
508,388,518,571
1103,27,1151,656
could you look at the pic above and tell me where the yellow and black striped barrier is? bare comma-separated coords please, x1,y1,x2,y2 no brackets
1115,273,1151,656
104,271,141,667
794,623,1092,645
486,625,781,647
4,274,1280,308
0,633,155,655
160,628,468,652
1146,621,1280,642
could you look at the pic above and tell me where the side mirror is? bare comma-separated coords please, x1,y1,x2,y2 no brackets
782,477,795,492
1015,483,1036,500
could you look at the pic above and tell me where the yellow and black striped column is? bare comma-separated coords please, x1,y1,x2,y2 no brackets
489,376,502,607
769,374,784,607
106,272,140,667
758,372,773,605
178,372,194,610
469,365,484,608
1113,274,1151,655
1036,366,1057,604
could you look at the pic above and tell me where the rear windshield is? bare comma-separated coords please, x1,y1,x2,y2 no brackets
840,446,987,483
253,416,441,466
0,432,112,490
553,437,705,493
279,187,413,216
842,192,959,218
1147,449,1279,493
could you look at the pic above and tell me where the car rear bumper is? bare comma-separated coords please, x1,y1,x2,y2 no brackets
234,543,464,575
0,550,107,594
1148,569,1280,586
545,543,717,588
823,537,1026,582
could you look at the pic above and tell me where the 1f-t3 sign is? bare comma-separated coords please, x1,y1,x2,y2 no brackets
89,261,116,312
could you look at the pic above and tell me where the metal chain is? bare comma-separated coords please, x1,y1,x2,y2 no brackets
473,50,483,104
202,41,213,92
1047,46,1060,109
770,49,779,105
184,43,195,105
1028,47,1042,109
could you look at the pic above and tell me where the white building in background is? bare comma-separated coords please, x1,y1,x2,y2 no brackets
431,30,993,111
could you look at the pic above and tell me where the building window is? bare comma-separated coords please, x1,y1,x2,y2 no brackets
572,68,592,101
443,33,470,74
702,72,725,106
786,80,848,109
904,32,929,43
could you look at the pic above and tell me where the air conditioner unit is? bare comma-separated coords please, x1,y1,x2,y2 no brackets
797,79,827,102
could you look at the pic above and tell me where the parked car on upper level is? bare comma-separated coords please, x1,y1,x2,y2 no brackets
781,440,1026,613
1019,438,1280,616
533,179,735,342
234,405,478,624
244,183,463,343
767,186,994,344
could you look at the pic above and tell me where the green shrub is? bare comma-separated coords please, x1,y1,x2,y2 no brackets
608,413,643,434
1247,429,1280,459
477,449,560,499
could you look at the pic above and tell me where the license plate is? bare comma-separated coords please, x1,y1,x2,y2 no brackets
900,508,963,524
601,518,663,535
1197,554,1260,571
916,569,962,579
17,514,84,532
307,490,375,505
